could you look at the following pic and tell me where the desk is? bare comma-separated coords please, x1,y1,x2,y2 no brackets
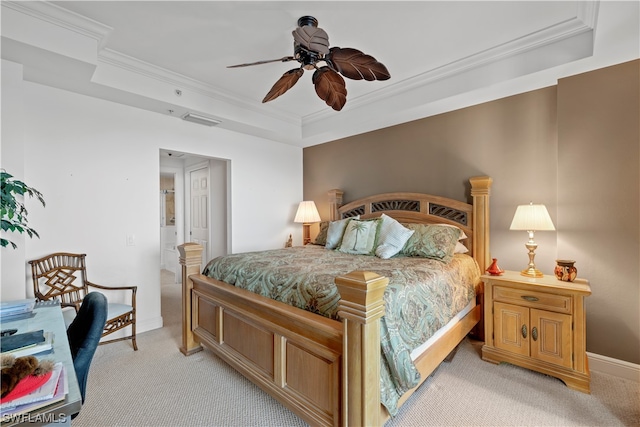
1,302,81,426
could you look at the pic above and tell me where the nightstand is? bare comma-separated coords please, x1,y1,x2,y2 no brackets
481,270,591,393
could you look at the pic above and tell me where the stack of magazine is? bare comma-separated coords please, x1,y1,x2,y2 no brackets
1,329,54,357
0,362,68,417
0,299,36,322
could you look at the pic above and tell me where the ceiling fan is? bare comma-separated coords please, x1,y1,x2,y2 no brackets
227,16,390,111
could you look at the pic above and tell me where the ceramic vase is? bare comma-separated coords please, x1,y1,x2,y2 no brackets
486,258,504,276
555,260,577,282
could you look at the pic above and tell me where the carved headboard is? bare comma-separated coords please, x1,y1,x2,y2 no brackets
326,176,492,272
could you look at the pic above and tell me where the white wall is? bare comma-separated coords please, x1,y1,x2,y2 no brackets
1,66,303,334
1,60,27,299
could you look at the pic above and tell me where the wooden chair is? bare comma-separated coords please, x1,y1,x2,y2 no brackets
29,253,138,351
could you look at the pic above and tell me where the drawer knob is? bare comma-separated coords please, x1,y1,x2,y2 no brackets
521,324,527,339
521,295,539,302
532,326,538,341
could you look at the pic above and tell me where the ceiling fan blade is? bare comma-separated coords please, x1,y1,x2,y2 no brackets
262,68,304,103
326,47,390,81
292,26,330,55
312,66,347,111
227,56,295,68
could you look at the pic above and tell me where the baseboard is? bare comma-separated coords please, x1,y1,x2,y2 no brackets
588,352,640,382
137,316,163,334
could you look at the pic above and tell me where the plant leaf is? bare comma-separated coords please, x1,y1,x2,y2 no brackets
326,47,390,81
292,26,330,55
1,168,45,250
312,67,347,111
262,68,304,103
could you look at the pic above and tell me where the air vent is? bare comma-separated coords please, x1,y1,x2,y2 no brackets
181,113,221,127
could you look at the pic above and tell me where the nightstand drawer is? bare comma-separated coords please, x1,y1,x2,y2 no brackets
494,286,572,314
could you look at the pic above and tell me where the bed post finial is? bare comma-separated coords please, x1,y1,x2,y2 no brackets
469,176,492,274
335,270,388,427
328,189,343,221
178,243,204,356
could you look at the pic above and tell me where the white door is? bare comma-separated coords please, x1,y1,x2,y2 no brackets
190,167,209,266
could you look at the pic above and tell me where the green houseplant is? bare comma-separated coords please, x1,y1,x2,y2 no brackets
1,170,45,249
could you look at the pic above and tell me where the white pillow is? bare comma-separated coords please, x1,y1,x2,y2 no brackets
455,241,469,254
375,214,415,259
325,216,359,249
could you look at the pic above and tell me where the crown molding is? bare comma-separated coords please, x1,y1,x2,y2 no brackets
4,1,300,128
4,0,603,147
303,0,599,125
97,49,301,127
577,0,600,29
2,1,112,49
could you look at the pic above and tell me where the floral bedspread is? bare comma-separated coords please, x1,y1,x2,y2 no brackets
203,245,480,416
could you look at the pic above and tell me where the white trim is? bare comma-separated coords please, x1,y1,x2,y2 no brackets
137,316,164,334
97,48,301,126
588,352,640,382
304,6,597,124
2,0,113,48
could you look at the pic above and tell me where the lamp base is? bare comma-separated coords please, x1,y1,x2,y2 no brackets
520,267,544,278
302,223,311,245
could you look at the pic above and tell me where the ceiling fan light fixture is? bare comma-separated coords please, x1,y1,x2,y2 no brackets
181,112,221,127
227,16,390,111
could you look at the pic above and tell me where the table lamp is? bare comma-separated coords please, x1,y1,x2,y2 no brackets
294,201,321,245
509,202,555,277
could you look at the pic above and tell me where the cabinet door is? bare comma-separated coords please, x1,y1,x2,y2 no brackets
494,302,529,357
530,308,572,368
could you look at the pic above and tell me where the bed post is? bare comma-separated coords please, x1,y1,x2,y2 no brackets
328,189,344,221
178,243,203,356
469,176,492,341
335,271,388,427
469,176,492,273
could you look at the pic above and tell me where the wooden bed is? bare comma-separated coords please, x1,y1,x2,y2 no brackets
178,176,492,426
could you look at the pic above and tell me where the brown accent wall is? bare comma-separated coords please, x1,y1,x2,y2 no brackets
303,60,639,363
557,60,639,363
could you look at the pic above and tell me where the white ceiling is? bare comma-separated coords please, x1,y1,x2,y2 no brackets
2,1,638,147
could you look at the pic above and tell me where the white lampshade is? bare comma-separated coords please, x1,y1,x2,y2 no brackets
294,201,321,224
509,203,555,231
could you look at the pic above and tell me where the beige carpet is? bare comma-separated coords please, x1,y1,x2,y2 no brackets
72,271,639,426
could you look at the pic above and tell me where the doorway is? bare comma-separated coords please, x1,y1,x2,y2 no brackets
159,150,229,286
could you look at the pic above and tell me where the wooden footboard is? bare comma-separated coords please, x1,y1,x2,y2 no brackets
179,242,387,426
178,176,492,427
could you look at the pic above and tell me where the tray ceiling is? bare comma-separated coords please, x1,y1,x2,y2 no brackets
2,1,637,147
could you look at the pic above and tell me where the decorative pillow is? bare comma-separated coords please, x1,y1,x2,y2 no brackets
375,214,415,259
313,221,329,246
437,223,468,241
401,224,462,263
325,216,359,249
455,241,469,254
400,222,467,241
337,218,382,255
434,223,469,254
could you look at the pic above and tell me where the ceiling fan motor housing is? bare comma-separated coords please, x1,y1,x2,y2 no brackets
297,16,318,27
